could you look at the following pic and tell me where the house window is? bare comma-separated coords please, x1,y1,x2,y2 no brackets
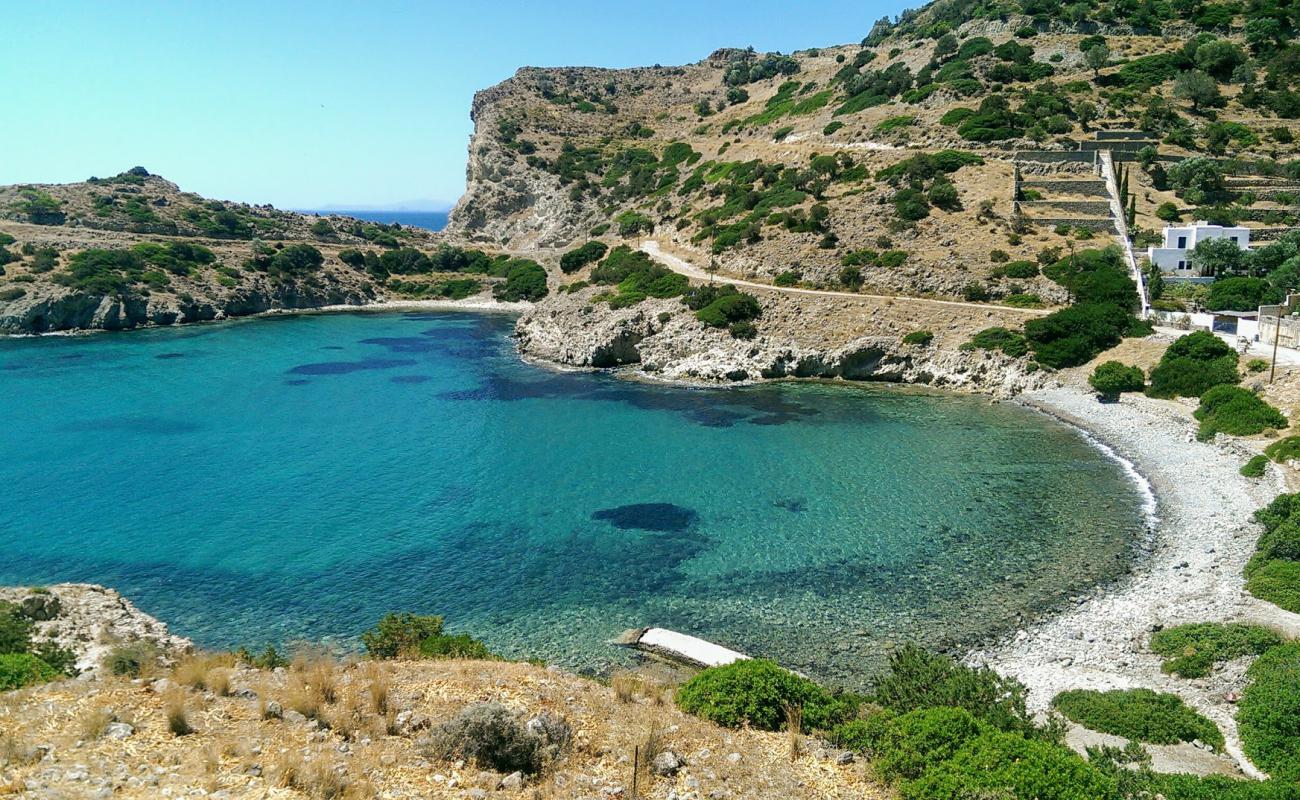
1177,236,1187,248
1230,236,1238,244
1177,260,1186,269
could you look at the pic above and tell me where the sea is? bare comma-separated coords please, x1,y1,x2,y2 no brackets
0,311,1146,686
299,210,449,232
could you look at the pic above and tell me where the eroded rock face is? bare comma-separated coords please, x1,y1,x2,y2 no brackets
515,288,1050,397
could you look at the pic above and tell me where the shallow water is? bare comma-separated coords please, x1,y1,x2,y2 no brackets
0,311,1145,686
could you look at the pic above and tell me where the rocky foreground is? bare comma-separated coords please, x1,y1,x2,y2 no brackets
0,586,877,800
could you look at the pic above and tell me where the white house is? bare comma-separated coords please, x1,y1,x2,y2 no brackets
1147,220,1251,276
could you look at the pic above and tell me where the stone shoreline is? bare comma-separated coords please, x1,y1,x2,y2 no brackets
972,386,1300,778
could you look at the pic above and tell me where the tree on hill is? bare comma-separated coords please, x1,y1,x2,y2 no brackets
1085,43,1110,76
1174,70,1223,112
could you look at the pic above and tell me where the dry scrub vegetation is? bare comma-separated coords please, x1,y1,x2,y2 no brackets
0,654,881,799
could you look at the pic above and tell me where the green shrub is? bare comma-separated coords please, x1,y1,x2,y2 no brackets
872,644,1033,735
1264,437,1300,463
493,259,549,302
772,125,795,141
559,241,608,274
902,330,933,346
1089,361,1145,397
1238,642,1300,781
0,602,33,655
1242,455,1270,478
0,287,25,302
774,270,800,286
868,707,987,783
823,121,844,135
1002,260,1039,279
1150,623,1282,678
1052,689,1224,750
696,292,761,328
362,613,448,659
963,327,1029,358
1246,358,1269,373
1245,560,1300,613
1157,202,1182,221
614,211,653,237
675,659,855,731
418,632,495,660
1147,332,1239,398
903,729,1117,800
0,653,58,691
1194,385,1286,439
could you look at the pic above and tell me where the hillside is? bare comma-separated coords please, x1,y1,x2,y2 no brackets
447,0,1298,302
0,169,565,333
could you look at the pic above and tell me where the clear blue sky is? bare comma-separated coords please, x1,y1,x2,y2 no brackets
2,1,907,209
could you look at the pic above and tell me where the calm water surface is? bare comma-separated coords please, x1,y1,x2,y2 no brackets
0,311,1145,686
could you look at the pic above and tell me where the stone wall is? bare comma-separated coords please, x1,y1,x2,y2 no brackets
1014,150,1097,164
1019,216,1117,234
1018,199,1113,216
1019,179,1109,196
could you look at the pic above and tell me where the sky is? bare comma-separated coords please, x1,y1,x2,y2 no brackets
1,1,908,210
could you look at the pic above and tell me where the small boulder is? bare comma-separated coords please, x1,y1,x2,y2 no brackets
104,722,134,740
500,771,524,790
652,750,683,777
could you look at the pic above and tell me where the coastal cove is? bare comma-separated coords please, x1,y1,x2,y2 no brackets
0,310,1149,687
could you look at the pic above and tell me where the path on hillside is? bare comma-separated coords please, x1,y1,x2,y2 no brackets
1099,150,1152,316
639,240,1051,316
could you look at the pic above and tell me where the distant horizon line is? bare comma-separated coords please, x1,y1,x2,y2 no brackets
297,202,456,214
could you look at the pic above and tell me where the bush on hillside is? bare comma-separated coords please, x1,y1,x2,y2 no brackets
1194,385,1286,439
860,707,987,783
426,702,570,775
1051,689,1224,750
1241,455,1270,478
1264,436,1300,463
962,327,1029,358
903,729,1117,800
363,613,448,659
1150,623,1283,678
559,241,608,274
1245,560,1300,613
1207,277,1283,312
902,330,934,346
695,292,761,329
103,641,161,677
872,644,1034,735
0,602,32,655
493,259,549,302
1025,303,1133,369
1146,332,1240,398
0,653,59,692
675,658,856,731
1089,361,1145,398
1237,642,1300,782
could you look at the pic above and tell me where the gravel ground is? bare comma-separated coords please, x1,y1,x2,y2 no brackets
969,386,1300,779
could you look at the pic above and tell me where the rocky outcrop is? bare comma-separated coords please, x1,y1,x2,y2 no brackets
0,584,192,677
0,278,376,334
516,289,1050,396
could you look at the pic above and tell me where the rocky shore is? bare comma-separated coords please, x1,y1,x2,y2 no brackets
0,584,191,678
971,387,1300,778
515,282,1050,396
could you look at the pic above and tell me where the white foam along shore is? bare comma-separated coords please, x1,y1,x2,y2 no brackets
971,385,1300,778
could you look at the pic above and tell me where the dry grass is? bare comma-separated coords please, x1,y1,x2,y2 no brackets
164,687,193,736
611,670,641,703
0,658,884,799
172,652,236,692
784,702,805,762
364,660,390,716
79,707,113,740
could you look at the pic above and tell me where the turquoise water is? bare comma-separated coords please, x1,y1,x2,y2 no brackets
0,312,1145,686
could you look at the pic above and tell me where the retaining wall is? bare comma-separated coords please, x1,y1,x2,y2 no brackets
1019,199,1113,216
1019,178,1109,196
